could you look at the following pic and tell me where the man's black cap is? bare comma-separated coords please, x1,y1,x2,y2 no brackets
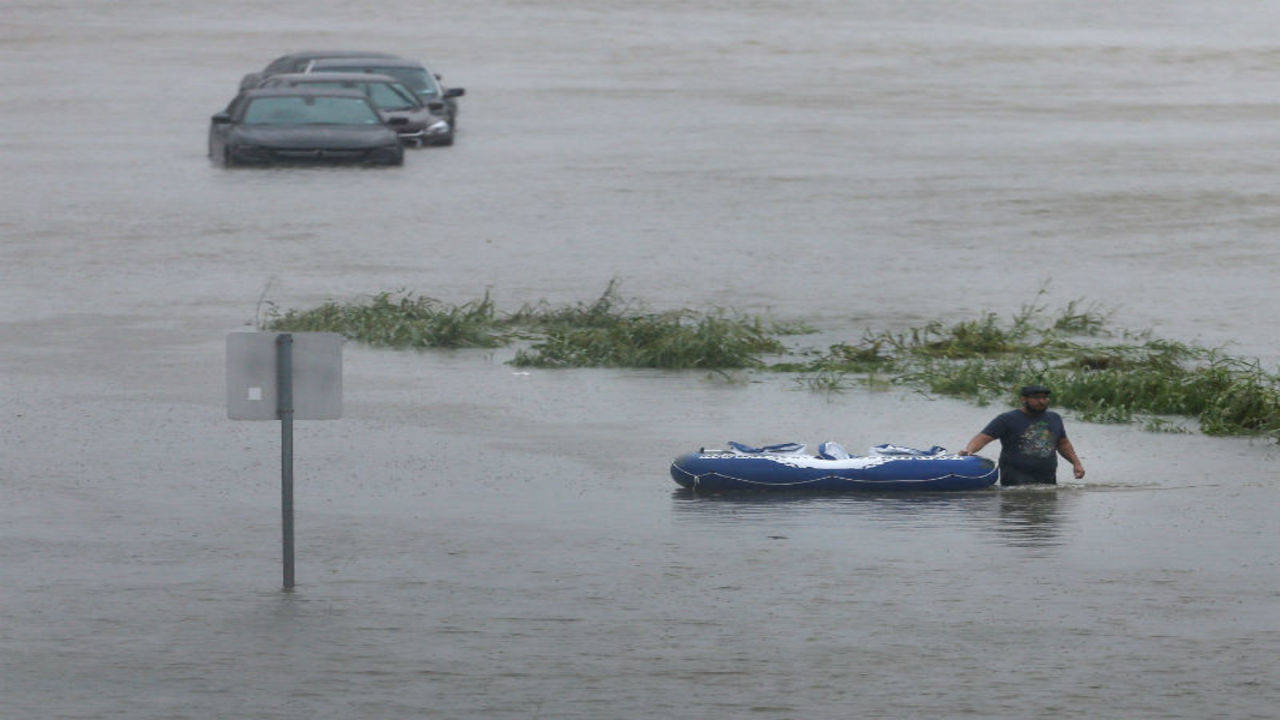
1020,384,1052,396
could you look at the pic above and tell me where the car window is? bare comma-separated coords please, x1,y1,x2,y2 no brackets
345,66,440,97
274,81,418,111
366,82,420,110
242,96,381,125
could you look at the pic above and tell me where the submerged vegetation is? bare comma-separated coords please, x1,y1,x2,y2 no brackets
266,281,783,370
264,284,1280,442
770,297,1280,442
266,290,510,349
509,312,784,369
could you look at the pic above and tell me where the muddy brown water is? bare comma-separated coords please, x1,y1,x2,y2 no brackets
3,2,1278,718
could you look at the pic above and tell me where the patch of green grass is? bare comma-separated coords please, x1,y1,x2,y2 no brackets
888,313,1033,358
264,285,1280,442
769,336,896,374
266,282,791,369
511,311,785,369
789,295,1280,442
506,278,631,331
878,316,1280,441
1052,299,1111,336
507,281,790,369
898,356,1031,403
264,291,509,348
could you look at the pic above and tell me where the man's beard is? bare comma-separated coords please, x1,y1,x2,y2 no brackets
1023,401,1046,416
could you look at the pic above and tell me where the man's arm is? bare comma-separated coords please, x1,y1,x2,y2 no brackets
1057,436,1085,478
958,433,996,456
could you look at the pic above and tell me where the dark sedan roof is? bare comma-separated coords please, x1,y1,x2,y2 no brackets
265,72,401,85
309,56,428,70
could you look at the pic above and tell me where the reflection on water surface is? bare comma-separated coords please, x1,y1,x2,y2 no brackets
994,487,1067,548
672,486,1077,549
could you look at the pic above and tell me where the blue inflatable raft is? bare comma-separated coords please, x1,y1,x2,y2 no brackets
670,441,998,492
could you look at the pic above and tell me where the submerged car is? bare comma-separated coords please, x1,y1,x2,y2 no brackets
260,72,453,146
208,87,405,166
238,50,399,91
305,56,465,129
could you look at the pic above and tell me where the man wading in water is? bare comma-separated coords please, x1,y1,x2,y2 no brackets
959,384,1085,486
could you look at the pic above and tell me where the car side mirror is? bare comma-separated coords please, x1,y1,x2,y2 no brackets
444,88,465,98
427,101,446,113
211,112,232,124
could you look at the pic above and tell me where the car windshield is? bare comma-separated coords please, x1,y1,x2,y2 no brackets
242,96,381,125
295,81,420,111
358,67,441,98
366,82,421,110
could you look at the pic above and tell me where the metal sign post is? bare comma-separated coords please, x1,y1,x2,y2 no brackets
277,334,295,589
227,331,342,590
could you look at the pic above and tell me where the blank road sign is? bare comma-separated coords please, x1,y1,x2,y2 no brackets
226,332,343,420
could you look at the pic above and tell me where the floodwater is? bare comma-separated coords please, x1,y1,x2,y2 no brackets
3,1,1279,718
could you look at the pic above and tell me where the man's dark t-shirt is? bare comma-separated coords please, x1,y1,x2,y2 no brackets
981,409,1066,485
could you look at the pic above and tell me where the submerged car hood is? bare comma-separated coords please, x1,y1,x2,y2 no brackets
232,124,396,148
